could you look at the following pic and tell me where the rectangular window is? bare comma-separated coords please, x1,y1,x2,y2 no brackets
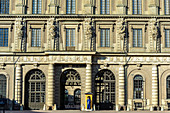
165,29,170,47
32,0,42,14
31,29,41,47
0,0,9,14
66,0,76,14
100,29,110,47
0,28,8,47
165,0,170,15
133,29,143,47
100,0,110,14
66,28,75,50
132,0,142,14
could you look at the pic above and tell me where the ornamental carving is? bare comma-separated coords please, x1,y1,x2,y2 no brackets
117,18,126,40
84,18,92,50
116,18,126,52
149,19,158,41
85,18,92,39
15,19,23,38
48,18,56,39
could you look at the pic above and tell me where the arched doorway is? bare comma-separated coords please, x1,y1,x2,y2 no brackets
95,69,115,110
60,69,81,109
0,74,7,109
25,69,46,110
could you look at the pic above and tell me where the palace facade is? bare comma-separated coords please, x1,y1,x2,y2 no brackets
1,0,170,111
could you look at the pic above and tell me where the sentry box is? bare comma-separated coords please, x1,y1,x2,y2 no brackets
85,93,93,111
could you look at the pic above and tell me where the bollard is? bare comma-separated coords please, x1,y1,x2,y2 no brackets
93,104,95,111
161,106,164,111
20,104,23,111
43,104,46,110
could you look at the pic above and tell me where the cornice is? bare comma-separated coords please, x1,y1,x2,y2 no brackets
0,14,170,19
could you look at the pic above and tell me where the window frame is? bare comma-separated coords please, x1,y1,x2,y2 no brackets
164,0,170,15
60,24,81,51
66,28,76,50
66,0,76,14
132,28,143,48
32,0,42,14
0,0,9,14
133,75,144,99
27,23,45,52
100,0,110,14
128,24,146,52
167,76,170,99
165,29,170,48
31,28,41,47
100,28,110,47
0,28,9,47
132,0,142,15
0,24,11,51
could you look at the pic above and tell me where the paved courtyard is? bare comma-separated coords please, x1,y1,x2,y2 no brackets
0,111,170,113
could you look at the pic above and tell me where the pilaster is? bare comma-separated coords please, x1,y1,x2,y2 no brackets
14,18,23,52
151,64,158,109
15,0,25,14
83,0,93,14
85,64,92,93
48,0,58,14
149,0,158,15
15,64,22,104
47,63,55,108
118,64,125,110
116,0,126,14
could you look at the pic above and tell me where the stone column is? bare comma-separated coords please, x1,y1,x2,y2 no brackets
151,65,158,110
85,64,92,93
117,65,125,111
47,64,54,108
15,64,22,104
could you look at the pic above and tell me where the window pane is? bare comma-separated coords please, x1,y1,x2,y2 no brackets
100,29,110,47
32,0,42,14
165,0,170,15
66,0,76,14
133,75,143,99
133,0,142,14
165,29,170,48
0,74,6,98
0,0,9,14
0,28,8,47
31,29,41,47
133,29,142,47
66,28,75,47
100,0,110,14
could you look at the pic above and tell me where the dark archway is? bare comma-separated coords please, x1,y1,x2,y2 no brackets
25,69,46,110
60,69,81,110
95,69,115,110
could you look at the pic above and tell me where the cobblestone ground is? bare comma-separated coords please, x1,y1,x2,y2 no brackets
0,110,170,113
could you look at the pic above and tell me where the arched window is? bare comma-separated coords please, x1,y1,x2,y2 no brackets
133,75,143,99
95,69,115,110
25,69,45,110
167,76,170,99
74,89,81,105
0,74,6,98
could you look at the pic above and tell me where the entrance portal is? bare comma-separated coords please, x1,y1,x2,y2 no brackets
95,69,116,110
60,69,81,109
25,69,46,110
